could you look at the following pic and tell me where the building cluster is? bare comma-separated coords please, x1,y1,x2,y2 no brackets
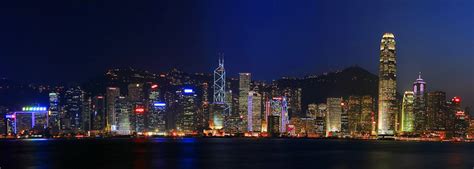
0,33,473,140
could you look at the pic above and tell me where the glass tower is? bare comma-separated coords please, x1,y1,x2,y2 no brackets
377,33,397,136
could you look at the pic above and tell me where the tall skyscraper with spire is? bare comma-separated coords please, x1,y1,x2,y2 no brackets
377,33,397,136
210,57,227,130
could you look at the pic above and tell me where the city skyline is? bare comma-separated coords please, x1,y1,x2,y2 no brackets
1,1,473,109
1,1,474,169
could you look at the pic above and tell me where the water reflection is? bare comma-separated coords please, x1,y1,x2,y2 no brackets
0,139,472,169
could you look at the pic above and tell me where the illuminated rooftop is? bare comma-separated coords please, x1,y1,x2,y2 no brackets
382,32,395,38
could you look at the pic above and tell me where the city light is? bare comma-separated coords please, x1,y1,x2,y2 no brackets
153,102,166,107
22,107,47,111
135,108,145,113
183,88,194,93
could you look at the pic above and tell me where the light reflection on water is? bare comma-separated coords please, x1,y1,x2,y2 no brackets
0,139,472,169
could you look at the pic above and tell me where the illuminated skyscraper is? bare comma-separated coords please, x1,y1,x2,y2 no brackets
91,96,106,131
177,88,198,133
147,84,166,132
316,103,327,135
377,33,397,136
426,91,447,131
214,58,226,104
63,86,85,132
401,91,415,133
326,98,342,136
106,87,120,131
247,91,262,132
48,92,60,133
128,83,145,133
413,73,427,132
347,96,361,135
210,58,227,130
239,73,251,132
360,96,375,136
116,96,131,135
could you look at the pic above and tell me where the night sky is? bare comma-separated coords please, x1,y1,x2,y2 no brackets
1,0,473,108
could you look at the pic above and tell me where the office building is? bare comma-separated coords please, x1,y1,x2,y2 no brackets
378,32,397,136
401,91,415,133
326,98,342,136
239,73,251,132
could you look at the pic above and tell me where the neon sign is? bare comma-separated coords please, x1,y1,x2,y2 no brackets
154,102,166,107
184,88,194,94
22,107,47,111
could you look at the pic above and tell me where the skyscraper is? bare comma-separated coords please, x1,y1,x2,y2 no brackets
48,92,60,133
177,88,198,133
116,96,131,135
128,83,145,133
377,33,397,136
91,96,106,131
239,73,251,132
210,58,227,130
401,91,415,133
247,91,262,132
360,95,375,136
63,86,85,132
347,96,361,135
147,84,166,133
413,73,427,132
326,98,342,137
426,91,447,131
106,87,120,131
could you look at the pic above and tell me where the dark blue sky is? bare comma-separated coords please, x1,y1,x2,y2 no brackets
1,0,474,108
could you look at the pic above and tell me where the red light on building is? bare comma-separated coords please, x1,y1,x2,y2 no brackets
452,96,461,103
151,84,158,89
135,108,145,114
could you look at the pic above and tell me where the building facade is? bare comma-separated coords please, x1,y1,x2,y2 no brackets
377,33,397,136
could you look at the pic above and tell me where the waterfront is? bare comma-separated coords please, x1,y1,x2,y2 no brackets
0,138,473,169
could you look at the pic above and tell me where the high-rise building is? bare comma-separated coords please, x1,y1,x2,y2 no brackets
401,91,415,133
128,83,145,133
116,96,131,135
82,96,92,132
377,32,397,136
426,91,447,131
326,98,342,136
316,103,327,135
347,96,361,135
413,73,427,133
106,87,120,131
209,103,225,130
211,58,227,130
274,97,289,133
128,83,144,103
360,96,375,136
63,87,85,132
176,88,198,133
91,96,106,131
282,88,302,118
450,97,469,138
239,73,251,132
247,91,262,132
48,93,60,133
267,115,280,137
147,84,166,132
